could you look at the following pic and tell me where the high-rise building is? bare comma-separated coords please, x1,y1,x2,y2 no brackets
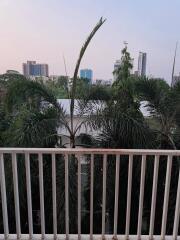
113,60,121,81
138,52,147,76
23,61,49,77
80,69,93,83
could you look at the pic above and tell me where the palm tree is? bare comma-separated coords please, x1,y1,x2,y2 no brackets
136,78,180,149
3,17,106,148
0,18,106,234
133,77,180,234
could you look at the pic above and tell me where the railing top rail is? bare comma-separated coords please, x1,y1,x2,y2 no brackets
0,148,180,155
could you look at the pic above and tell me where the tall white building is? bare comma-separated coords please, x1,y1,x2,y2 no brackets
138,52,147,76
113,60,121,81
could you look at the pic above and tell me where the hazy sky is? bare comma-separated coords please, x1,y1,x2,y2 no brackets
0,0,180,83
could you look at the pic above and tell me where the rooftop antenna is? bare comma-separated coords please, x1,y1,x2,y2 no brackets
171,41,178,87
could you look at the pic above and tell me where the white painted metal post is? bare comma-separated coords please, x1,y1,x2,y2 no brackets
161,155,172,240
0,153,9,239
0,147,180,240
38,153,45,239
77,155,81,240
113,155,120,237
65,154,69,240
137,155,146,239
173,167,180,240
12,152,21,239
125,154,133,239
102,154,107,238
149,155,159,240
52,153,57,239
25,153,33,239
90,154,94,240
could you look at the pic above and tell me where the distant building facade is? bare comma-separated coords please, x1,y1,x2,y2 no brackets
95,79,112,86
138,52,147,76
23,61,49,77
80,69,93,83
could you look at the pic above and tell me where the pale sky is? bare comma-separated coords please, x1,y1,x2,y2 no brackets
0,0,180,83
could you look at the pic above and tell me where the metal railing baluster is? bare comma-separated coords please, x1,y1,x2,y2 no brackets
149,155,159,240
25,153,33,239
38,153,45,239
102,154,107,239
90,154,94,240
12,153,21,239
65,154,69,240
0,153,9,239
125,154,133,239
52,153,57,239
161,155,172,240
113,155,120,238
137,155,146,239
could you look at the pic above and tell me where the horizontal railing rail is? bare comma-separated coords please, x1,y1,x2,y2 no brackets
0,148,180,240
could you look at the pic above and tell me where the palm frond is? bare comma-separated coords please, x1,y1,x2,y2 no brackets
70,17,106,136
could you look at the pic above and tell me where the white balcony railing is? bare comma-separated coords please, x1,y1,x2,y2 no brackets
0,148,180,240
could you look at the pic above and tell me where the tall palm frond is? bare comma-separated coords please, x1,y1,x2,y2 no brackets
69,17,106,146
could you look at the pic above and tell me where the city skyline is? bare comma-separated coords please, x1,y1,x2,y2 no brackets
0,0,180,84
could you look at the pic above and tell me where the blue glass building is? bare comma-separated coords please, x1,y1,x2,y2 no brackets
80,69,93,84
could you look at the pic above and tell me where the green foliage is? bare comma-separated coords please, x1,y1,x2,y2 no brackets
4,106,58,147
0,105,10,146
44,76,68,99
112,47,139,103
136,77,180,149
5,78,59,112
93,102,155,149
113,46,133,84
76,79,112,100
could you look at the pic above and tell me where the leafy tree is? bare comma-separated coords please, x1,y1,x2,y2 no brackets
113,46,133,84
44,76,68,99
